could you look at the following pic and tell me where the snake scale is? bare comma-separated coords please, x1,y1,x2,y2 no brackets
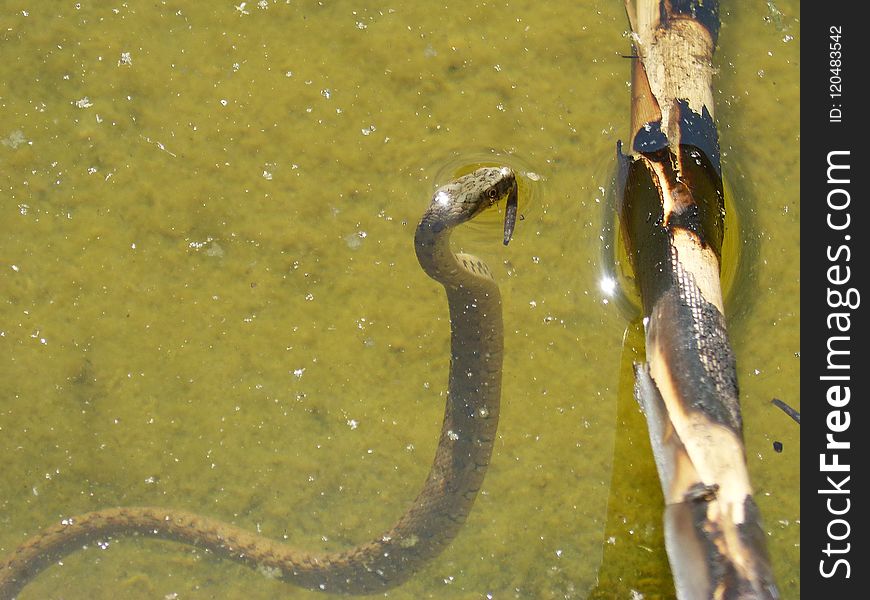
0,166,519,598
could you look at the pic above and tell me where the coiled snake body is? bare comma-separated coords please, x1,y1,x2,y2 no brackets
0,167,519,598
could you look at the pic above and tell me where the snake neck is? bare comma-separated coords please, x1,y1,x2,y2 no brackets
414,216,503,391
415,215,497,291
413,211,503,456
415,216,460,286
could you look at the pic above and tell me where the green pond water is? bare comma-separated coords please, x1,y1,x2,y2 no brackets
1,2,799,599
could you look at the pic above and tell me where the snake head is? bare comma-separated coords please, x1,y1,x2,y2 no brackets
431,166,518,239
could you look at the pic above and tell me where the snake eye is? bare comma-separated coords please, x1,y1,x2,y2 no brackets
486,188,498,200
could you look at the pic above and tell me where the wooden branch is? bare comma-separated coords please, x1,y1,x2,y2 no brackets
617,1,779,598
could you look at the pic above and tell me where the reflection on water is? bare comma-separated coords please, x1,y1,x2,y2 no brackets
0,2,799,599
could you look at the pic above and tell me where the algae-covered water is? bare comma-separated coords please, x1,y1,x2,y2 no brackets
1,2,799,599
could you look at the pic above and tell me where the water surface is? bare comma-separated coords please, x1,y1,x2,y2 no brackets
1,2,800,598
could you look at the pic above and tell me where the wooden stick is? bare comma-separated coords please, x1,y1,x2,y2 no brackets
617,2,779,598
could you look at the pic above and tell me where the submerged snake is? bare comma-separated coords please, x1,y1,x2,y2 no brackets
0,166,519,598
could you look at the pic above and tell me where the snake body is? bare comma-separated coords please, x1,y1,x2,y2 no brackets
0,167,519,598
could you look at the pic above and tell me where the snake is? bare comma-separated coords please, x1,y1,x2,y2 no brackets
0,166,519,598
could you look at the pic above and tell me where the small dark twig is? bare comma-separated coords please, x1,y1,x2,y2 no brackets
771,398,800,424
